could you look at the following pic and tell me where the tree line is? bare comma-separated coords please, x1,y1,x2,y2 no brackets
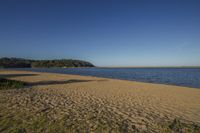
0,57,95,68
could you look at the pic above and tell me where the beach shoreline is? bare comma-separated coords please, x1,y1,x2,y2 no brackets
4,67,200,89
0,70,200,132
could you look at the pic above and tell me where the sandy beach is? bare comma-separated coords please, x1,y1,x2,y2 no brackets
0,70,200,132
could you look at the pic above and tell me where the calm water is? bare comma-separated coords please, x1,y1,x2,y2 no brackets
13,68,200,88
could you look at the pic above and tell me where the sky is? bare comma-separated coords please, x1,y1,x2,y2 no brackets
0,0,200,67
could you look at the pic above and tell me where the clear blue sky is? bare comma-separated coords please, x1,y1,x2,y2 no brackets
0,0,200,67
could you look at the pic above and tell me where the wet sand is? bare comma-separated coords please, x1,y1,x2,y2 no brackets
0,70,200,132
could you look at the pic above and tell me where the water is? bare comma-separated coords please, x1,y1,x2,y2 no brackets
12,67,200,88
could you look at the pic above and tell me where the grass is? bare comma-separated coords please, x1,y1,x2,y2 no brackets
0,78,26,90
169,118,200,133
156,118,200,133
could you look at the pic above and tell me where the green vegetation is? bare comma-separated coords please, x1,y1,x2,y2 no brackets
0,58,32,68
156,118,200,133
0,113,200,133
31,59,94,68
0,57,95,68
0,79,26,90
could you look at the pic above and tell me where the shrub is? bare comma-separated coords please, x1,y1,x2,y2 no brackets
0,79,26,90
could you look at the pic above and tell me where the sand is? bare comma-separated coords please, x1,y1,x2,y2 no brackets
0,70,200,132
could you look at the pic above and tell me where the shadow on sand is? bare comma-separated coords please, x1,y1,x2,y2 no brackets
0,74,38,78
29,79,93,86
0,73,107,86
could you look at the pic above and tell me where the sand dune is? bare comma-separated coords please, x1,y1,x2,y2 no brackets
0,70,200,132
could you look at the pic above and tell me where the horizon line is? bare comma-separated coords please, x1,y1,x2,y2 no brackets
97,66,200,68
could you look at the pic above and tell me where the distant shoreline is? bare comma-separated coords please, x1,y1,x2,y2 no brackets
0,57,95,68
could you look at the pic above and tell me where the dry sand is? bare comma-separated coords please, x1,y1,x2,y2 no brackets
0,70,200,132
